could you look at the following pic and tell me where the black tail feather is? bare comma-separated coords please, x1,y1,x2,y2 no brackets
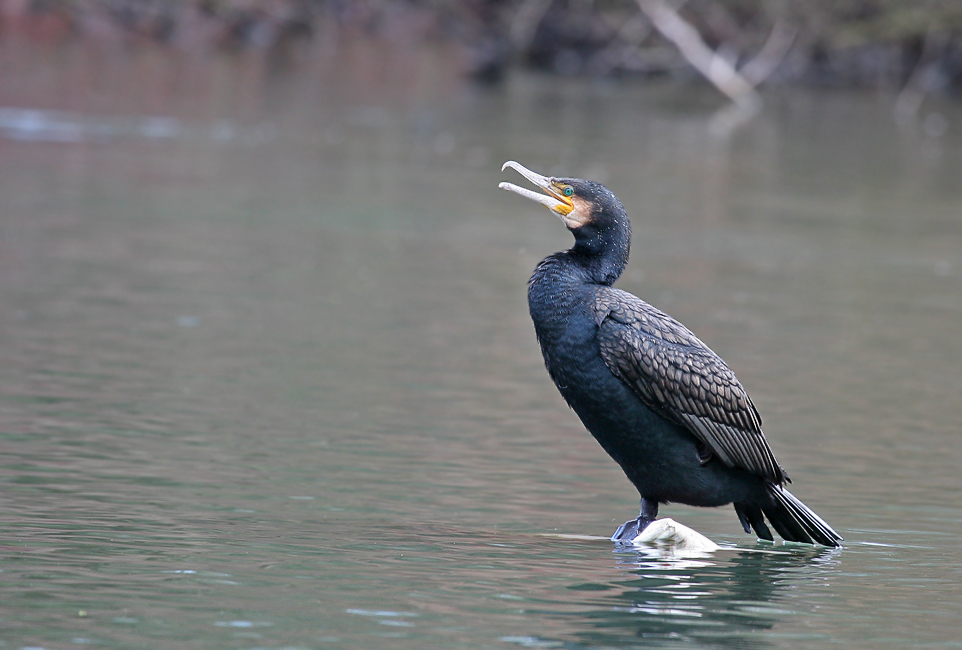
762,500,814,544
769,484,842,547
735,486,842,547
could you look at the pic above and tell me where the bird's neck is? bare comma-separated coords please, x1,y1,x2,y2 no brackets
528,222,631,324
569,237,628,287
528,245,626,309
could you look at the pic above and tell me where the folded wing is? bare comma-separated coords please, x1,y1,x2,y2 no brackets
594,287,787,485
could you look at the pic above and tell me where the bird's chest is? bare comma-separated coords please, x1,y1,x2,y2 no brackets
530,298,628,411
530,293,596,371
528,270,632,412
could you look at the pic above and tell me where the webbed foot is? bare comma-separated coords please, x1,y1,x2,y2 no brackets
610,498,659,544
611,516,654,543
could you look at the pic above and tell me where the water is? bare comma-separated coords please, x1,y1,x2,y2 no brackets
2,40,962,649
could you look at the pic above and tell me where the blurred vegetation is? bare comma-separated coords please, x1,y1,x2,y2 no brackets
2,0,961,93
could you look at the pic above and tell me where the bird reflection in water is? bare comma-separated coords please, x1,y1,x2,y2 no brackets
565,546,841,649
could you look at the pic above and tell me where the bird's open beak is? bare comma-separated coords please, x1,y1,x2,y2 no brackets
499,161,574,216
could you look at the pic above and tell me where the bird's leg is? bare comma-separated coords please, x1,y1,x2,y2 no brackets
611,498,659,543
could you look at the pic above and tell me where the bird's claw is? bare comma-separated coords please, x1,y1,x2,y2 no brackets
611,516,655,544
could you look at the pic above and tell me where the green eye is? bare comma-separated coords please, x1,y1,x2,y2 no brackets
563,187,574,197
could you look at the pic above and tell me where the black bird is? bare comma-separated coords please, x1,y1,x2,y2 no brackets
499,161,841,547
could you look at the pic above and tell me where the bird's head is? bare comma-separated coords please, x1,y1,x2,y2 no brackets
499,160,630,258
498,160,591,229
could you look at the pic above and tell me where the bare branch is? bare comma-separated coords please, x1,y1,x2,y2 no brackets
895,29,950,124
739,20,796,87
509,0,555,53
634,0,760,110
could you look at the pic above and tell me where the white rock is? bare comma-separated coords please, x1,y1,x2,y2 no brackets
631,518,720,553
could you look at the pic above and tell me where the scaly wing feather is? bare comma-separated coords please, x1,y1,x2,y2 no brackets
593,287,787,484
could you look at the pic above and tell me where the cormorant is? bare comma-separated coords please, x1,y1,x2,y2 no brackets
499,161,842,547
